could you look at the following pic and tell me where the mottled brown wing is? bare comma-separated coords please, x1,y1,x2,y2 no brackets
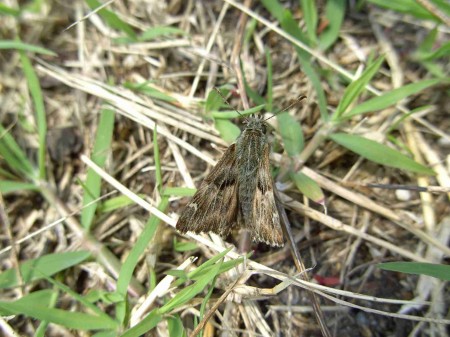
247,143,283,246
176,144,239,238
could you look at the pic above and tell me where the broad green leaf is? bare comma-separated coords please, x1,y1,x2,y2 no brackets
378,262,450,281
0,40,56,55
81,109,115,230
20,52,47,179
290,172,324,204
277,112,304,156
205,85,233,112
345,79,441,118
334,57,384,118
329,133,434,175
214,119,241,144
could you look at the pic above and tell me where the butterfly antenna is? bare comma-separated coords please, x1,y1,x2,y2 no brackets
263,95,307,122
213,87,244,119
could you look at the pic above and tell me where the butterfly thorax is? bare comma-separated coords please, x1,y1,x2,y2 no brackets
236,117,269,224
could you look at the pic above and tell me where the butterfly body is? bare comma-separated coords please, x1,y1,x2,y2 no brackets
176,116,283,247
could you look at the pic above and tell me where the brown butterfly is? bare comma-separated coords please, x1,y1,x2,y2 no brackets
176,115,283,247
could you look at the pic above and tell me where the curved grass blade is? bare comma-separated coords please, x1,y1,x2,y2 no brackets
0,251,91,289
334,57,384,119
20,51,47,179
81,108,115,230
345,79,442,118
0,40,56,56
378,262,450,281
329,133,434,175
0,123,36,179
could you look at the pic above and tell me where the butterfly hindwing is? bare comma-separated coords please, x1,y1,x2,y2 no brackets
249,142,283,246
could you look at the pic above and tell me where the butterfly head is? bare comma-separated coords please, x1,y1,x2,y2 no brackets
243,115,267,134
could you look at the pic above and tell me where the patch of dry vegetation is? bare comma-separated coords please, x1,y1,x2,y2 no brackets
0,1,449,336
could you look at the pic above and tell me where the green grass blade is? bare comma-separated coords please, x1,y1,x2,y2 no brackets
0,300,118,330
123,81,176,102
334,57,384,119
329,133,435,175
153,126,162,192
20,51,47,179
261,0,328,119
319,0,346,50
84,0,136,39
164,187,196,197
0,124,36,179
35,290,59,337
378,262,450,281
345,79,441,118
211,104,265,119
167,315,185,337
81,108,115,230
116,197,169,297
0,251,91,289
97,195,137,213
0,180,38,193
280,10,328,120
368,0,445,22
0,40,56,55
265,48,274,112
138,26,187,41
0,3,20,15
120,310,162,337
160,259,223,314
300,0,318,44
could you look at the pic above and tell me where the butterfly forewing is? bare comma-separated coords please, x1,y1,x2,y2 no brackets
176,144,239,237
